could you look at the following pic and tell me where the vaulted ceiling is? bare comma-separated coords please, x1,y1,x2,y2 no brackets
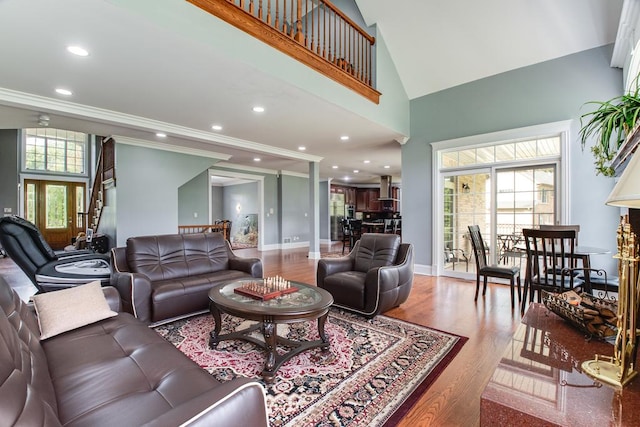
0,0,624,184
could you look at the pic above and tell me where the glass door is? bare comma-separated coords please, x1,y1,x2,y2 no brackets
442,165,557,276
443,171,490,273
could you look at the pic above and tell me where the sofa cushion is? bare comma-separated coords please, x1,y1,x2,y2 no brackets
0,276,60,425
32,281,117,340
126,233,230,282
150,269,252,323
42,313,223,427
353,234,401,273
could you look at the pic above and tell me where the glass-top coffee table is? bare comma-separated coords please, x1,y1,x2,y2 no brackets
208,279,333,382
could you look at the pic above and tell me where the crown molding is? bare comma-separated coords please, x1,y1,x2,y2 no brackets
112,135,231,160
280,170,309,178
213,161,278,175
611,0,640,68
0,87,323,162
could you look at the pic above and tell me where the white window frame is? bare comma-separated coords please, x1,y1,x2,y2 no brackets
430,120,572,277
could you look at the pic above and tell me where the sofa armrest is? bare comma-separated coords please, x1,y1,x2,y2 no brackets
101,286,122,312
317,257,354,287
110,271,153,323
141,379,268,427
228,256,263,278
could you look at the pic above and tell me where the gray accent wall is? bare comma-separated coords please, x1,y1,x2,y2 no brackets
115,143,215,245
404,44,623,272
222,182,258,241
0,130,19,217
178,170,209,225
320,180,329,240
280,174,311,244
210,185,223,222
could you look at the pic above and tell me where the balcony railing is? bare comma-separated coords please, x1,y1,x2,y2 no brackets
188,0,381,103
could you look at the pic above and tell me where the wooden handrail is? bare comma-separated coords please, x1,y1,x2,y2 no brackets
178,223,231,241
322,0,374,44
188,0,380,103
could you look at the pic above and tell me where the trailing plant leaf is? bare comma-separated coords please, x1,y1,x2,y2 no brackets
579,84,640,176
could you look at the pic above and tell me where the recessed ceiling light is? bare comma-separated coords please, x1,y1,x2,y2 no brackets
55,88,72,96
211,125,222,131
156,132,167,138
384,165,391,169
363,160,370,164
332,165,338,169
298,146,306,151
252,106,265,113
353,169,359,173
340,135,349,141
67,45,89,56
254,157,261,162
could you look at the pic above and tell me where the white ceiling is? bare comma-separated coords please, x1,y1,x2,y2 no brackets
357,0,624,99
0,0,624,185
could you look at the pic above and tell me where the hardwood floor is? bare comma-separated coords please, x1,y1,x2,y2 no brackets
0,242,524,427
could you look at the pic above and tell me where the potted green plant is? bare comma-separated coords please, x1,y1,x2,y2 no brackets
579,84,640,177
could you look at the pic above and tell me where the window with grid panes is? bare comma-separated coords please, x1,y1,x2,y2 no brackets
24,128,87,175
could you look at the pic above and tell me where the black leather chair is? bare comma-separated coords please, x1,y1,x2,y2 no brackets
0,216,110,292
317,233,414,318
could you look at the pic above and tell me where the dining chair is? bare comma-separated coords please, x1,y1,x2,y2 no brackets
468,225,521,309
444,246,469,272
521,228,583,314
539,224,581,245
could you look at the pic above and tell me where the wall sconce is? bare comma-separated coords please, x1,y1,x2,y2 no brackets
236,203,242,213
461,183,470,193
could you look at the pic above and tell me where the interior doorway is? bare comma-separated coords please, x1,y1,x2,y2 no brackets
208,169,265,251
24,179,86,250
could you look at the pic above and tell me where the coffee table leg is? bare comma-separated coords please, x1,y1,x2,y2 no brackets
262,321,277,382
318,312,330,350
209,302,222,349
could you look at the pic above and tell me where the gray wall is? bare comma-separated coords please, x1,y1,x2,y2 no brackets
115,143,215,245
210,185,223,222
0,130,19,217
222,182,258,240
178,170,209,225
320,180,329,240
280,174,311,244
210,166,280,246
404,44,623,272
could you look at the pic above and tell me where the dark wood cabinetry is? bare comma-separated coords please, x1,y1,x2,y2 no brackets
333,185,399,213
331,185,357,206
356,188,380,212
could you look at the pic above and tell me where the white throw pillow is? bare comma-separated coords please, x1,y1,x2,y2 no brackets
32,281,117,340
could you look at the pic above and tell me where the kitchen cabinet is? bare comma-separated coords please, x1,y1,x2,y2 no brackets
356,188,380,212
332,185,357,207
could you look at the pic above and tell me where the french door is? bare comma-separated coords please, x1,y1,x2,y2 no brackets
442,164,557,275
24,179,86,250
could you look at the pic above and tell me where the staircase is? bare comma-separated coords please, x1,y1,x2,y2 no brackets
87,137,115,233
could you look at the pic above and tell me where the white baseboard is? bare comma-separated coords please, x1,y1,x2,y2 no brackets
414,263,433,276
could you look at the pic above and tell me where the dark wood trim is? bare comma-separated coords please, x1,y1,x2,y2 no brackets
187,0,381,104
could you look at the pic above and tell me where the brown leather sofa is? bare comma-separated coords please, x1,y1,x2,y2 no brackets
111,232,262,325
317,233,414,318
0,275,269,427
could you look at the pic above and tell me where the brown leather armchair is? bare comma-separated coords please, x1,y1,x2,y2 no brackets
317,233,414,318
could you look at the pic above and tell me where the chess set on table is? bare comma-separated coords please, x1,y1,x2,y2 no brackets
234,276,299,300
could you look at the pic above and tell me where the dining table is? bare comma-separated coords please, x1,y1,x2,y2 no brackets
361,221,385,234
517,243,612,313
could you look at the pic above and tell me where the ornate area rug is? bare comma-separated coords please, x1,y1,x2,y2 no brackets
154,309,466,426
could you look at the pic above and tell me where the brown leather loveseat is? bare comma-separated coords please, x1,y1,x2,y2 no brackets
0,275,269,426
111,232,262,324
